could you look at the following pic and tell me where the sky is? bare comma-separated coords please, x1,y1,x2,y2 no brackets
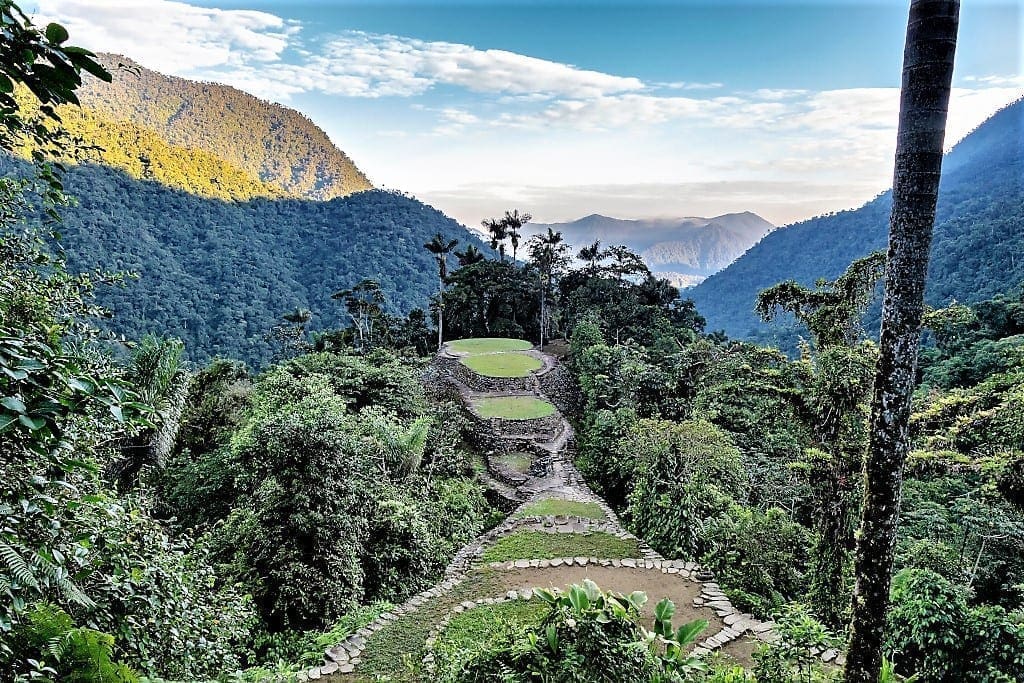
27,0,1024,227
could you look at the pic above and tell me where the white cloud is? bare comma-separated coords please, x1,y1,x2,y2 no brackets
34,0,297,73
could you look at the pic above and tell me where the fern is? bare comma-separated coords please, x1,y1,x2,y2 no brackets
0,541,39,590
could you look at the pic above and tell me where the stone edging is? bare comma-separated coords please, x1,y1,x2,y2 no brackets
417,557,776,676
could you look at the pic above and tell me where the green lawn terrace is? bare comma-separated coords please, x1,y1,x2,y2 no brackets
447,337,534,354
472,395,556,420
446,337,543,378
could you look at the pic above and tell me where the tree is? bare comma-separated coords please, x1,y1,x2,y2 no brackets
482,216,508,262
0,0,110,215
528,228,570,347
455,244,485,266
424,233,458,351
332,279,387,351
578,240,604,272
757,255,886,626
502,209,531,263
844,2,960,681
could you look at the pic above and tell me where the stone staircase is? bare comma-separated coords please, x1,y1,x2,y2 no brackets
303,342,832,681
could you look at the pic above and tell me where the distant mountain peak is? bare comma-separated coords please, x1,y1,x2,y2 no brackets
525,211,774,287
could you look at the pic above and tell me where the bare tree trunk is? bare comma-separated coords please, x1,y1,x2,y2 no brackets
843,3,959,681
438,274,444,352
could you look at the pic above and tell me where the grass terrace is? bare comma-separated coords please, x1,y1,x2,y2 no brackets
493,451,534,474
514,499,608,520
473,396,556,420
461,352,543,377
480,531,641,563
448,337,533,354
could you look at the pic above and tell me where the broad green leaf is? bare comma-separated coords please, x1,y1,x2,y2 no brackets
1,396,26,414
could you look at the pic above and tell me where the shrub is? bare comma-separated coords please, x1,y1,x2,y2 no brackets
625,419,747,559
886,568,1024,681
6,604,138,683
446,581,707,683
701,506,813,618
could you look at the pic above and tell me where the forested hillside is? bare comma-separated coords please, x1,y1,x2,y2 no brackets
690,98,1024,346
42,54,373,201
0,157,488,366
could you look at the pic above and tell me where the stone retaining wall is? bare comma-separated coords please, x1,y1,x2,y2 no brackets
537,361,581,418
436,353,537,393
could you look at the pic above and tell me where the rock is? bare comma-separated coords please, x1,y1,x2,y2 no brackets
320,662,339,675
514,559,531,569
821,648,839,663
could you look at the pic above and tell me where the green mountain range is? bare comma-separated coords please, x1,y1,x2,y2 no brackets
28,160,485,367
689,98,1024,347
46,54,373,202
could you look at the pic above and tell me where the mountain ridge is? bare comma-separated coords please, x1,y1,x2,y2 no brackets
525,211,774,287
45,54,373,202
689,98,1024,346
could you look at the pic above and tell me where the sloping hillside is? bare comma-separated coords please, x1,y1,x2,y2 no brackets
54,54,372,201
689,99,1024,345
10,159,487,367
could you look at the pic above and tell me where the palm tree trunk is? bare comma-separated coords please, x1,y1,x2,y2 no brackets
438,273,444,351
843,3,959,681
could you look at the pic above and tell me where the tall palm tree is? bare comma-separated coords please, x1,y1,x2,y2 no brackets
528,228,570,348
843,2,959,681
425,233,458,351
502,209,532,263
577,240,604,272
482,217,508,262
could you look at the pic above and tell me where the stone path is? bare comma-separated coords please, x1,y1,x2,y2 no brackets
304,342,839,681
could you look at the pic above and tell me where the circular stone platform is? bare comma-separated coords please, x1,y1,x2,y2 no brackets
460,352,543,378
447,337,533,354
472,396,556,420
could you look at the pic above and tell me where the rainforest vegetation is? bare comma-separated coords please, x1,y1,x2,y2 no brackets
2,2,1023,682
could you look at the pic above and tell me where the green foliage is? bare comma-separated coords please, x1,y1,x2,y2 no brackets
51,53,371,200
625,419,747,559
753,603,839,683
444,259,541,342
886,569,1024,682
574,408,644,509
701,506,813,618
0,156,492,368
7,604,137,683
149,349,494,635
689,100,1024,347
444,581,708,683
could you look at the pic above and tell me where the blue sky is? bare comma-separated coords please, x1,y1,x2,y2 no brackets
31,0,1024,226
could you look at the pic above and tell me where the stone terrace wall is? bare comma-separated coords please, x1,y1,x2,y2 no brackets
537,361,581,418
436,354,535,393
